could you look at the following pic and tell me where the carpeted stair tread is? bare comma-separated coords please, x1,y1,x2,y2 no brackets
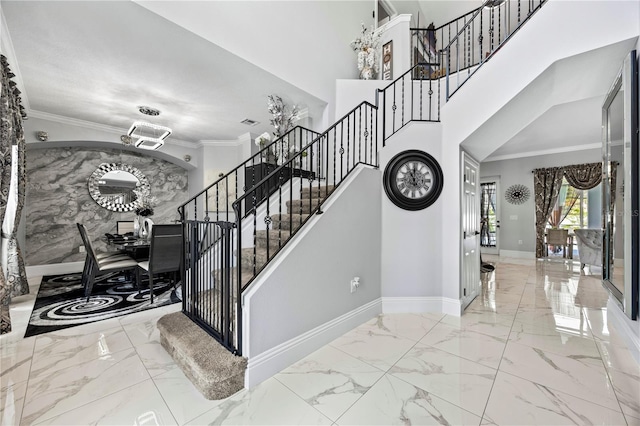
210,266,256,291
157,311,247,400
271,213,309,231
255,229,292,250
286,197,322,214
240,247,270,269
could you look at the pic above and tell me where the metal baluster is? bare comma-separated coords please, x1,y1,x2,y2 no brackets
392,83,397,135
518,0,521,23
358,107,362,163
401,75,405,129
479,8,484,62
419,68,423,120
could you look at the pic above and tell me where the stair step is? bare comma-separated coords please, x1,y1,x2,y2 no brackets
239,247,271,270
271,213,309,231
255,229,291,250
300,185,335,198
157,312,247,400
286,198,322,214
211,266,257,291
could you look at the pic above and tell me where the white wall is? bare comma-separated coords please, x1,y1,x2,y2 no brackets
135,0,374,122
480,148,602,254
443,0,640,159
243,166,382,358
380,122,445,300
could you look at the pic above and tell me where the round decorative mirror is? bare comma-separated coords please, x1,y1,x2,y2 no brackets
88,163,150,212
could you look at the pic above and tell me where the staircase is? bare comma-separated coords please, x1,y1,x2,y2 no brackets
170,0,549,370
239,185,335,275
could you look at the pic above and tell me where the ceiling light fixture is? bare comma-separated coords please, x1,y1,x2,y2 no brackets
127,121,172,151
241,118,259,126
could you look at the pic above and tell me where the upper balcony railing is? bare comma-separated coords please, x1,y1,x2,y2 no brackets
411,0,546,99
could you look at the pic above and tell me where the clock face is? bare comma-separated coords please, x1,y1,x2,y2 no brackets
395,160,434,199
384,150,444,210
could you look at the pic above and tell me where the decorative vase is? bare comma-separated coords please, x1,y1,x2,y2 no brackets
142,218,154,240
360,66,374,80
133,215,141,237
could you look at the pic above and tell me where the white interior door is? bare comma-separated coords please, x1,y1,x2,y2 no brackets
461,152,480,309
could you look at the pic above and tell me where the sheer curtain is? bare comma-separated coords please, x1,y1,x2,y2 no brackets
1,55,28,335
533,167,564,258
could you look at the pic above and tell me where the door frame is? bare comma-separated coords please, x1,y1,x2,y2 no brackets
460,151,481,309
480,176,501,255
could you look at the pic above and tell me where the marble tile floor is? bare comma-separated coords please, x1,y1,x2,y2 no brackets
1,258,639,425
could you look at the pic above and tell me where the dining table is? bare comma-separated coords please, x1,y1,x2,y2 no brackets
108,238,150,261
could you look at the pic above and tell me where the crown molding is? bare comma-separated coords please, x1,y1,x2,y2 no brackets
28,109,198,148
1,9,31,112
483,142,602,162
198,140,243,147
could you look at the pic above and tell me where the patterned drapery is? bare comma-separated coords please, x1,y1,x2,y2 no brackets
533,167,564,258
563,162,602,190
0,55,28,334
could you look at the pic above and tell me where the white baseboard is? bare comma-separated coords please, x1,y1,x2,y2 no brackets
244,298,382,389
26,261,84,277
500,250,536,259
381,297,462,316
607,298,640,365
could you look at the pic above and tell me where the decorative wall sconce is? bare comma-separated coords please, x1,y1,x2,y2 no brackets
120,135,134,146
36,131,48,142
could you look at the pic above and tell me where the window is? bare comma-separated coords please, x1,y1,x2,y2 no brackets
548,177,600,231
480,182,497,247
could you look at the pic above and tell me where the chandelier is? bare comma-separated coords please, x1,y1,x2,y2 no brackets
127,121,172,150
122,106,172,151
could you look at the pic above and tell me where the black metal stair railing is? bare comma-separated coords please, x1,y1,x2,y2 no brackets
378,62,443,146
178,126,320,353
411,0,546,99
232,100,378,284
178,126,321,223
183,101,377,355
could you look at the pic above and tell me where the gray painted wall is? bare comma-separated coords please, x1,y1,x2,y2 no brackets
245,166,382,357
480,148,602,254
380,122,444,298
26,147,189,265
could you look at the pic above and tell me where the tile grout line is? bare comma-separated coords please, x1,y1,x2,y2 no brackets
477,260,532,423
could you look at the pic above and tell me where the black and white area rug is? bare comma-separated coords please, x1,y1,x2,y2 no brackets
25,271,180,337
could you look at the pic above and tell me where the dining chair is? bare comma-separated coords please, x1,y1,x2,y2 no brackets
136,224,183,303
546,228,570,258
77,223,139,300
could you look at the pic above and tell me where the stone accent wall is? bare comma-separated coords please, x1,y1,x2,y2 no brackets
26,147,189,265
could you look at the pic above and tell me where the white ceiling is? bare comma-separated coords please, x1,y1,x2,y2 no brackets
2,0,630,161
1,1,327,145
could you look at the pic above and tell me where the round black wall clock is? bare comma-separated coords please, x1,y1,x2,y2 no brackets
383,150,444,210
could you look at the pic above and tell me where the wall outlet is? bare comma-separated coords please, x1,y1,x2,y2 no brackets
518,240,523,245
79,245,85,253
350,277,360,293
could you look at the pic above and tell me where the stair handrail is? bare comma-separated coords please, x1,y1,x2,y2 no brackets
410,0,547,99
377,61,442,146
231,100,378,288
178,125,321,222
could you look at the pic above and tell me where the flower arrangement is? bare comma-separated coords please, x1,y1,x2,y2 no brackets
350,22,382,80
255,95,300,165
133,187,156,217
267,95,299,137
